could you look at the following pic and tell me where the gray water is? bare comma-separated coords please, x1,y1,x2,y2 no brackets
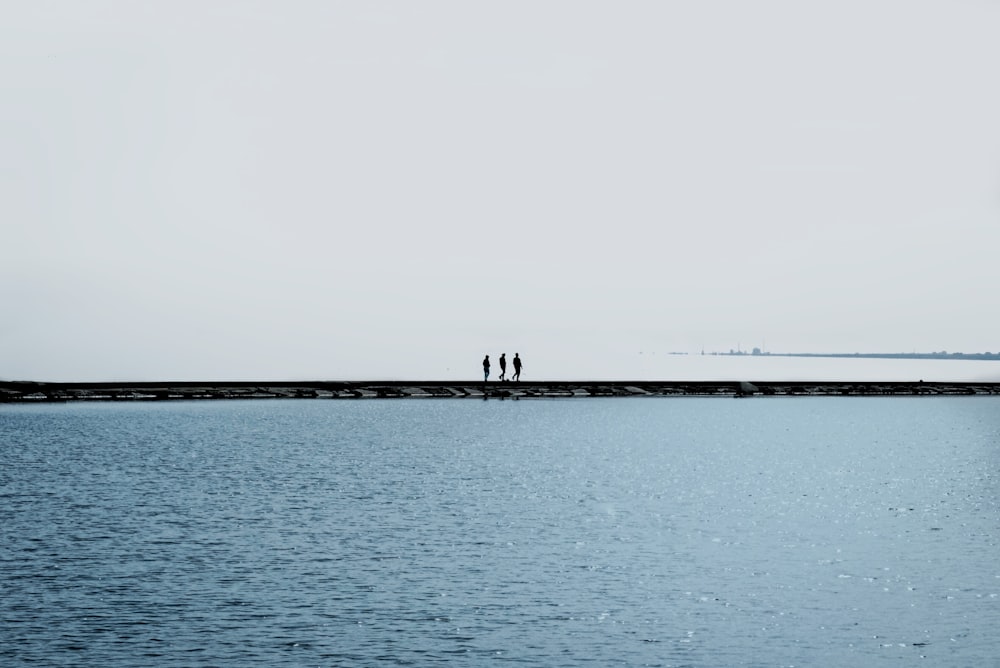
1,397,998,667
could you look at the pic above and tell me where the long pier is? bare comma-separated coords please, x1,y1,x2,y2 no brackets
2,380,999,402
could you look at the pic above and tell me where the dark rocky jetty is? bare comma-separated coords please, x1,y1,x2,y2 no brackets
2,380,998,403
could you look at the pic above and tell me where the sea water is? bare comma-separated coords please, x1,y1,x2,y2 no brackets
1,397,998,667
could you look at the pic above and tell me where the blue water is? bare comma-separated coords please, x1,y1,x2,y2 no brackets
2,397,998,667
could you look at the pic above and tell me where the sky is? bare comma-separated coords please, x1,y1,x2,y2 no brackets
2,1,999,381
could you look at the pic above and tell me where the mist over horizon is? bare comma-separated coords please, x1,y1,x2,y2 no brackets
6,350,1000,385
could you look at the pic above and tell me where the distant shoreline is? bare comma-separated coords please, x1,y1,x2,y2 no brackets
707,352,1000,361
2,380,999,402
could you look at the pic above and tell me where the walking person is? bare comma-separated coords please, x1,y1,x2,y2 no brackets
483,355,490,383
498,353,507,381
512,353,522,381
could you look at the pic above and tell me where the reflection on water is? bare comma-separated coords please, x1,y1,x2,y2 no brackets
2,397,998,666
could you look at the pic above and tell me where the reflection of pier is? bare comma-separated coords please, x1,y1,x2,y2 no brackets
3,380,999,402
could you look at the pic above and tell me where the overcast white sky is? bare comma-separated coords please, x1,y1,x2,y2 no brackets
2,1,999,381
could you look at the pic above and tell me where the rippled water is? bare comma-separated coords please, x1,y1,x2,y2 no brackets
2,397,998,667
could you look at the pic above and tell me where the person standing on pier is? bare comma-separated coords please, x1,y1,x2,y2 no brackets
498,353,507,381
512,353,522,381
483,355,490,383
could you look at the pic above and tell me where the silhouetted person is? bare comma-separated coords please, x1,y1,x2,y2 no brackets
483,355,490,383
512,353,522,381
498,353,507,381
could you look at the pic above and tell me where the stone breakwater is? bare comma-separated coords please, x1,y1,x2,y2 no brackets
2,380,998,403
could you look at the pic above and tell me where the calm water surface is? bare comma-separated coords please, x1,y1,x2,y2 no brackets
2,397,998,667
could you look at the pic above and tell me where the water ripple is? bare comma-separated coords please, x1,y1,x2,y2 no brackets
2,397,998,666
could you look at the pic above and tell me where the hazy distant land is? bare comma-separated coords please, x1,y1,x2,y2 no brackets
706,350,1000,361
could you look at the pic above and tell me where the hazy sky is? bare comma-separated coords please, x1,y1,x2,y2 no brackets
3,1,999,381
